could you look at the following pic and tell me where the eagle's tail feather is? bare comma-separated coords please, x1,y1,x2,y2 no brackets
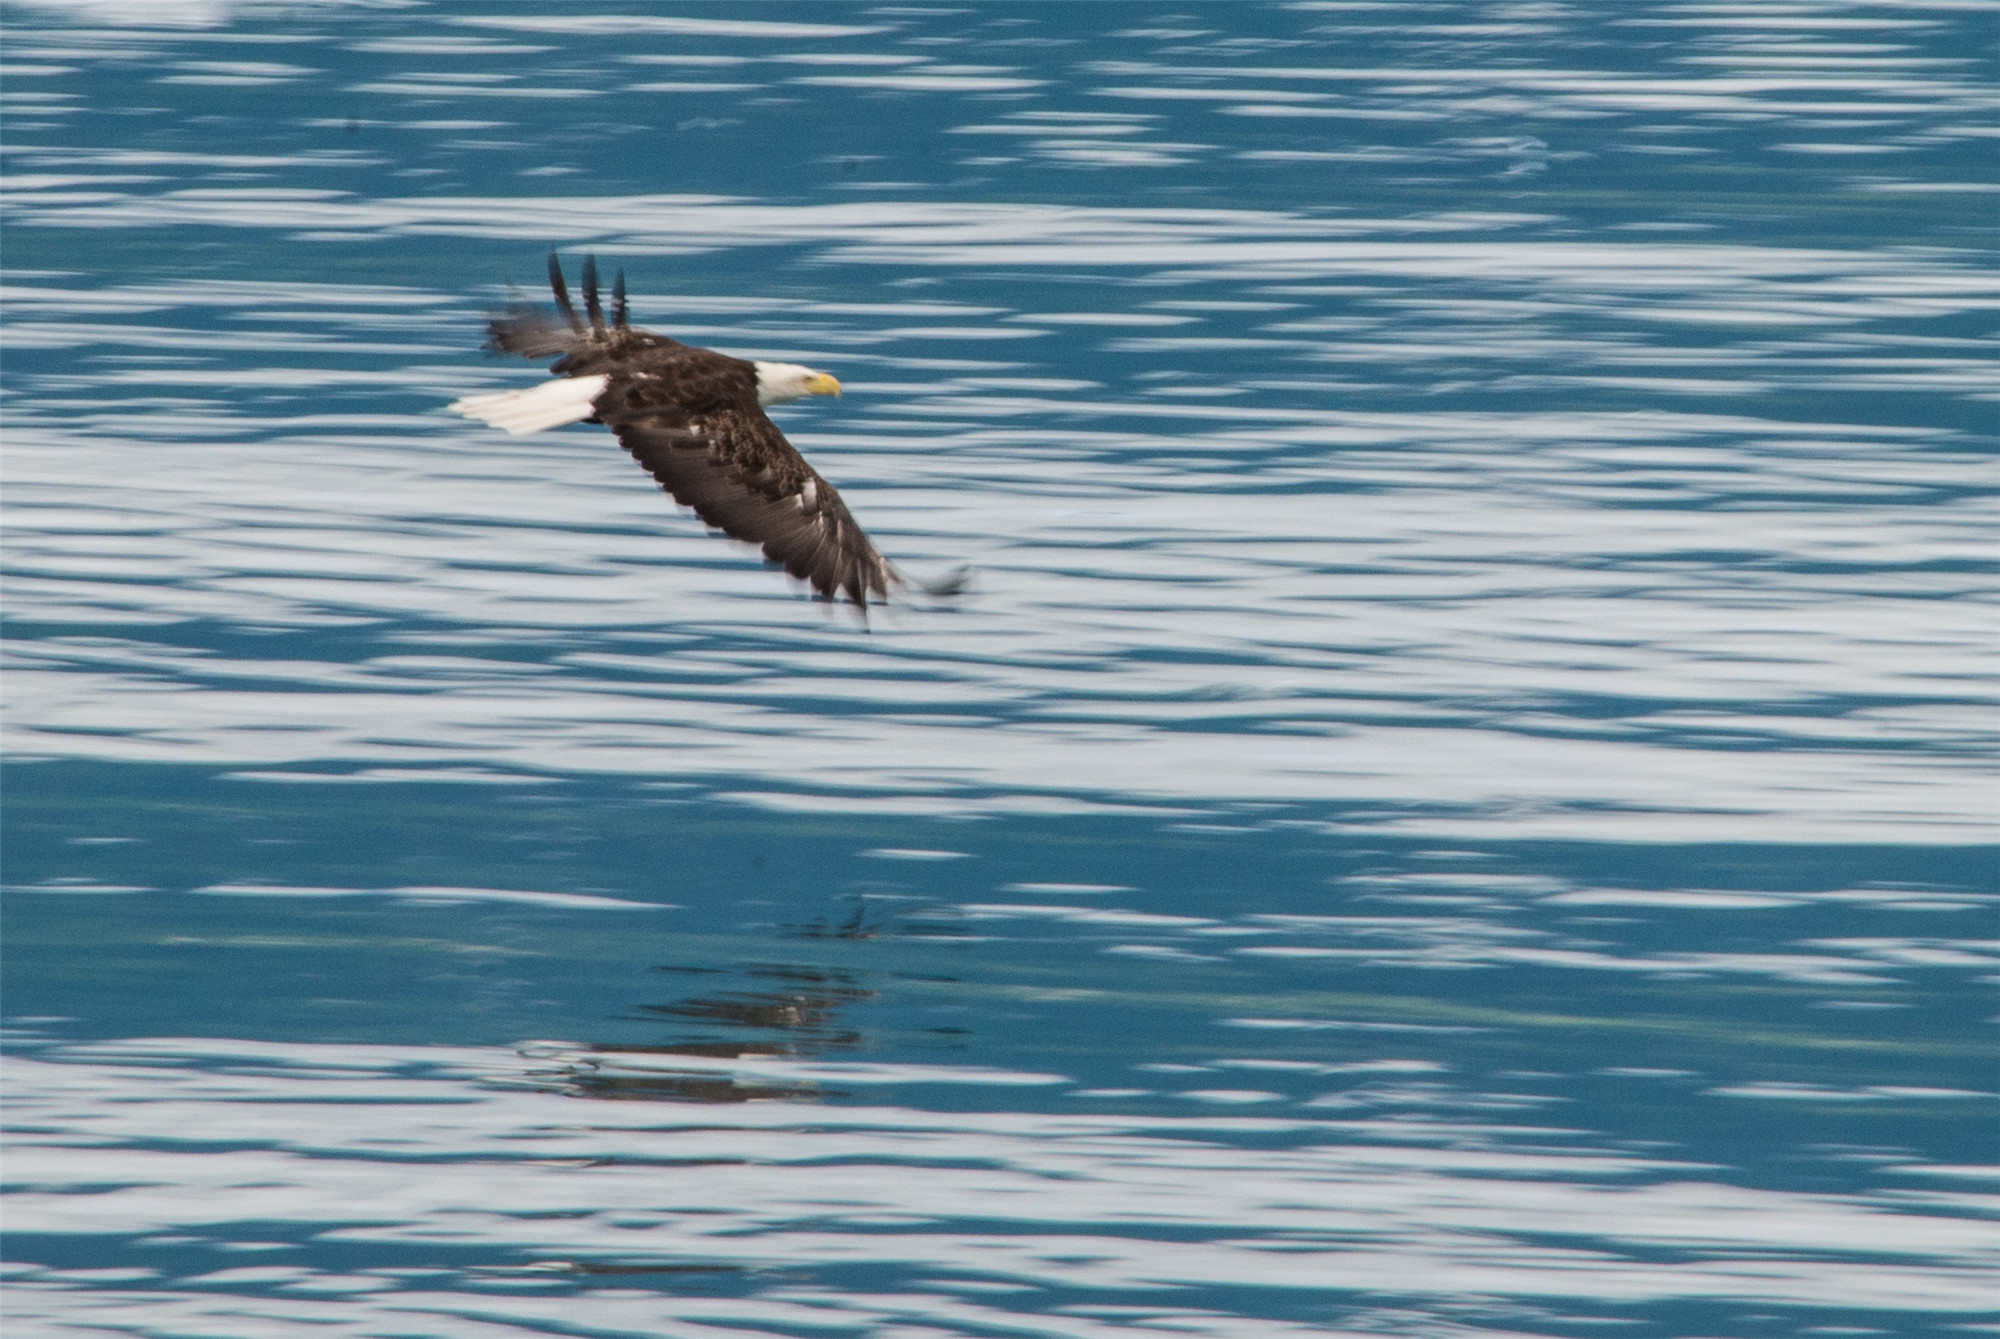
450,374,610,435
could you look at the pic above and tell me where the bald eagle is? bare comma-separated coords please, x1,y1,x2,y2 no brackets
451,254,956,610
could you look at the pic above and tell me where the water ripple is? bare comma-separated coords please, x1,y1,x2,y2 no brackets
6,1038,1996,1335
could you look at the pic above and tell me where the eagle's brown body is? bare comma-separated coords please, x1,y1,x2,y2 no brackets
477,255,898,608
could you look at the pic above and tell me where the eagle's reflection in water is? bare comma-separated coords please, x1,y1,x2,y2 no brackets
527,963,878,1103
638,964,874,1051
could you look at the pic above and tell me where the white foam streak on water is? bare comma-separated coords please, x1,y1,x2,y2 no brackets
452,15,893,40
4,1039,1997,1335
0,1289,1352,1339
188,882,666,910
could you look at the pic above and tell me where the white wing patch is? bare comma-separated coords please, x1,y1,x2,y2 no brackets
450,374,610,436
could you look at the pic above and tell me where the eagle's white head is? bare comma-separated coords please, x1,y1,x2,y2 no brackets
754,361,841,406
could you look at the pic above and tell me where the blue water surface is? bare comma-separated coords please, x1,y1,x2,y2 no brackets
3,3,1996,1337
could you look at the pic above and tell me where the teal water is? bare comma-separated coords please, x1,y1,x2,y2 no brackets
3,3,1996,1336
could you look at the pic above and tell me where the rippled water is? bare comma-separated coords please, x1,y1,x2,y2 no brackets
3,3,1996,1336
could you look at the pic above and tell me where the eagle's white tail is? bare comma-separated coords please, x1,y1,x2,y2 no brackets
449,374,609,435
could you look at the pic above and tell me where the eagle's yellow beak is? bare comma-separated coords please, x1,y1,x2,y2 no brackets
805,372,842,398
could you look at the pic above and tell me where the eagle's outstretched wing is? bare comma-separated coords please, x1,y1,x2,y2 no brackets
483,255,900,608
597,382,898,608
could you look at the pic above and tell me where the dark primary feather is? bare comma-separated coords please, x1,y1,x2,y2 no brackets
483,253,900,608
547,252,582,334
580,254,606,335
